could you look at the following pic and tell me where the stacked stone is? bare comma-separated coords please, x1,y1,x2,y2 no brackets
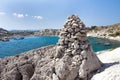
55,14,102,80
56,14,88,58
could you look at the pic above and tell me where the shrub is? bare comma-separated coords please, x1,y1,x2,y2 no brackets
103,34,106,36
91,26,97,29
107,29,113,33
108,32,120,37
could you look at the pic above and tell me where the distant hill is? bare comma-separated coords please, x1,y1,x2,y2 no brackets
0,28,37,41
88,23,120,37
34,29,60,36
0,28,9,36
10,30,39,33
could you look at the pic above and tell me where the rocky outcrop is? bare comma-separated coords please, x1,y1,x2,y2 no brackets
34,29,60,36
91,47,120,80
0,28,8,35
0,15,102,80
54,14,102,80
0,45,56,80
0,28,9,41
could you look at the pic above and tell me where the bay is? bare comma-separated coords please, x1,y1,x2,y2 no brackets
0,36,120,58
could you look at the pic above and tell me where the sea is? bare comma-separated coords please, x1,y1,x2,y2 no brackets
0,36,120,58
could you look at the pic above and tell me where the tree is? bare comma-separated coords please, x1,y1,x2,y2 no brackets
91,26,97,29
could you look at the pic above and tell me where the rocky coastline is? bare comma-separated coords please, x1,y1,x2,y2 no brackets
0,45,55,80
1,25,120,42
87,32,120,42
34,29,60,36
0,15,119,80
87,23,120,41
0,28,60,42
0,44,120,80
0,29,35,42
0,15,102,80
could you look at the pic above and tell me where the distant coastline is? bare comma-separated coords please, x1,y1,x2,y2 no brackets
0,28,36,41
87,23,120,42
1,23,120,42
87,33,120,42
34,29,60,36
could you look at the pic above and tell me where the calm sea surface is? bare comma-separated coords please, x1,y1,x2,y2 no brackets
0,36,120,58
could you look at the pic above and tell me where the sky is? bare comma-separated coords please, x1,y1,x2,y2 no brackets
0,0,120,30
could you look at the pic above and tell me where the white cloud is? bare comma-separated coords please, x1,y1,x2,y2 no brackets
33,16,43,20
13,13,25,18
13,13,17,16
25,14,28,17
17,14,24,18
0,12,6,15
12,13,43,20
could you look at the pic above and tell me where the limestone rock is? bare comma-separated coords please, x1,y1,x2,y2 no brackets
53,73,59,80
55,60,69,80
55,14,102,80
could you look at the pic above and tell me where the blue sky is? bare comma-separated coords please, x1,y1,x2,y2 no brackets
0,0,120,30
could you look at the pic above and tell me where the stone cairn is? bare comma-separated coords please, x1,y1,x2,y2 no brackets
54,15,102,80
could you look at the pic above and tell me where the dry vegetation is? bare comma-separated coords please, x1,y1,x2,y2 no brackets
89,23,120,37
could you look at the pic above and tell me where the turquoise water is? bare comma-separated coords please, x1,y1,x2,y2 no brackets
0,36,120,58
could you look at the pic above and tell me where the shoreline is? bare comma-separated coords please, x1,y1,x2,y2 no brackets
92,47,120,80
0,34,59,42
87,33,120,42
95,49,111,54
0,34,35,42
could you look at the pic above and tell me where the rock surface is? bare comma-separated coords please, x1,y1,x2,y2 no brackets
55,14,102,80
0,45,57,80
91,47,120,80
0,15,102,80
